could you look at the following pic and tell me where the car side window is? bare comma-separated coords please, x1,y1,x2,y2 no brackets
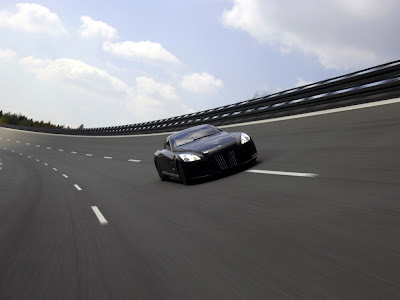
164,140,171,150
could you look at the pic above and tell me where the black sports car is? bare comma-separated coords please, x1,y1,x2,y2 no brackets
154,124,257,184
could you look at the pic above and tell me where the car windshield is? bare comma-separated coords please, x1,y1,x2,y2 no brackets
172,126,220,147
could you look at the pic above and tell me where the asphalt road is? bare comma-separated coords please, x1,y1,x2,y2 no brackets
1,100,400,299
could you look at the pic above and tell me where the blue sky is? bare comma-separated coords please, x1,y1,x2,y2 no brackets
0,0,399,127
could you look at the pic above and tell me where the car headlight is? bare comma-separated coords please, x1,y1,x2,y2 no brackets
241,133,250,144
179,153,201,162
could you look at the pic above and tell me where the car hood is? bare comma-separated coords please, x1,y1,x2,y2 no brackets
175,132,236,154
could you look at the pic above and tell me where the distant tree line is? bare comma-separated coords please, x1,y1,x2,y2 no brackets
0,110,67,129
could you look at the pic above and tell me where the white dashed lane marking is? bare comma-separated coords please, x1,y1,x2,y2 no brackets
1,140,142,165
0,137,89,195
91,206,108,225
246,169,319,178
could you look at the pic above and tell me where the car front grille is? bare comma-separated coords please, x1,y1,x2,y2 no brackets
215,150,237,170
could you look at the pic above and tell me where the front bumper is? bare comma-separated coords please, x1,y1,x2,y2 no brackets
179,140,257,180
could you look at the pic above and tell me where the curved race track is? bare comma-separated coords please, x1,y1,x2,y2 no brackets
1,100,400,299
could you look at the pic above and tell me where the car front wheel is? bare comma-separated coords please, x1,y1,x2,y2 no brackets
155,160,166,181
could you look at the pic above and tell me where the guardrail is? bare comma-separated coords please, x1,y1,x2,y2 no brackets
2,60,400,135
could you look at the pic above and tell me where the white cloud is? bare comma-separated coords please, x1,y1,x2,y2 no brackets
0,48,17,62
19,56,132,97
295,77,312,88
181,72,223,93
135,76,178,100
125,76,180,122
0,47,194,126
103,40,180,64
79,16,118,40
16,54,186,119
334,0,389,18
180,103,196,114
0,3,67,35
221,0,400,70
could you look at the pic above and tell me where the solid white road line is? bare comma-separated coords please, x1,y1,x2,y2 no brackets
71,151,77,154
62,174,68,178
104,156,112,159
53,168,58,171
59,149,63,152
86,154,93,157
74,184,82,191
246,169,318,177
128,159,141,162
91,206,108,225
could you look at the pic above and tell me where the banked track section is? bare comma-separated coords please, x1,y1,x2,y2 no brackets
2,60,400,135
1,99,400,299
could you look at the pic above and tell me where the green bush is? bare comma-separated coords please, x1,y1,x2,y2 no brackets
0,110,62,129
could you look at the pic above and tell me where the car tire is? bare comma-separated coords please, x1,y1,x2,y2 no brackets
177,162,189,185
155,160,166,181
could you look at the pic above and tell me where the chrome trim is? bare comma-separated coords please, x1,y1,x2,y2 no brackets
215,154,228,170
228,150,237,166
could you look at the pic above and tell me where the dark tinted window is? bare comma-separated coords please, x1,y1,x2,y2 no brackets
172,126,220,147
164,139,171,150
